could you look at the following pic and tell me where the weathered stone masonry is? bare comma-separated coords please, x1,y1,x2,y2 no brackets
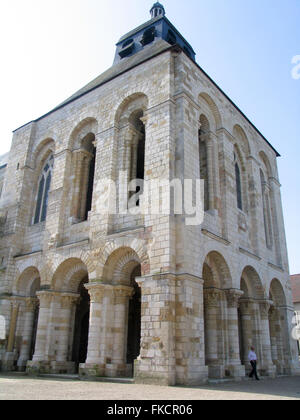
0,3,299,384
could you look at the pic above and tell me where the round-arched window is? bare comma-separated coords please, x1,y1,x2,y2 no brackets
33,154,54,224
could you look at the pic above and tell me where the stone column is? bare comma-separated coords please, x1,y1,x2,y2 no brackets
51,293,79,374
80,283,114,377
225,289,245,379
269,305,278,366
2,299,20,371
210,132,221,214
118,130,132,214
130,132,139,182
110,285,134,377
259,300,276,377
238,298,255,370
7,299,20,353
27,291,53,373
79,152,94,221
72,149,93,222
17,298,38,371
203,288,224,379
205,136,215,212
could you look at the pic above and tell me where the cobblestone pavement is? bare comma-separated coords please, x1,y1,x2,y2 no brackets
0,373,299,401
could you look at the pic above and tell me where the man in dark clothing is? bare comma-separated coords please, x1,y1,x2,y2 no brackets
248,346,260,380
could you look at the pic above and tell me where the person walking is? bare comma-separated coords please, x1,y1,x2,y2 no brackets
248,346,260,380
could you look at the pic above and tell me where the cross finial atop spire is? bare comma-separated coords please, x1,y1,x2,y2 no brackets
150,2,165,19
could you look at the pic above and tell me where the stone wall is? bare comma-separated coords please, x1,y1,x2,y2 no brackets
0,46,299,384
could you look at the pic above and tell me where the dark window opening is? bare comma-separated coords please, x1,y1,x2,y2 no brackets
72,280,90,369
199,139,209,212
136,137,145,181
34,176,45,224
34,154,53,224
84,146,96,220
30,305,39,360
119,39,135,58
41,172,51,222
141,27,156,46
166,29,177,45
235,163,243,211
135,133,145,207
127,266,141,372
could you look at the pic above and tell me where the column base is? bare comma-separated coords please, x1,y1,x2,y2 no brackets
224,364,246,380
79,363,106,378
290,360,300,375
134,359,176,386
50,361,76,374
105,363,133,378
258,363,277,377
279,360,300,376
79,362,133,378
26,360,52,375
17,357,30,372
1,352,17,372
176,365,209,386
207,364,225,379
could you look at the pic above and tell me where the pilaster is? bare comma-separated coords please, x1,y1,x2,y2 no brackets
258,300,276,377
17,297,38,371
134,274,176,386
79,282,115,377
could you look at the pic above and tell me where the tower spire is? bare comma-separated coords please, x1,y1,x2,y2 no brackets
150,2,165,19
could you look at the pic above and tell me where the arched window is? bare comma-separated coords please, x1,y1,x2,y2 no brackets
34,154,54,224
72,133,96,223
84,144,96,220
235,158,243,211
129,117,145,207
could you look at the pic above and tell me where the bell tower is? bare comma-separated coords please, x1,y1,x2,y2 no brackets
150,2,165,19
113,1,195,64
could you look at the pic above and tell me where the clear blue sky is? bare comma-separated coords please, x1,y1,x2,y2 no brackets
0,0,299,273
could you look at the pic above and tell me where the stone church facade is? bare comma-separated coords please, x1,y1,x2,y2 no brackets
0,3,299,385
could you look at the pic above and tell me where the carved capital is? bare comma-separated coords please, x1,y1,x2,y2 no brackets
73,148,94,160
269,304,278,319
36,291,54,308
139,115,148,126
60,294,80,309
226,289,244,308
114,285,134,299
85,283,114,303
239,298,254,315
259,300,272,319
9,298,21,310
204,289,220,308
25,297,39,312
